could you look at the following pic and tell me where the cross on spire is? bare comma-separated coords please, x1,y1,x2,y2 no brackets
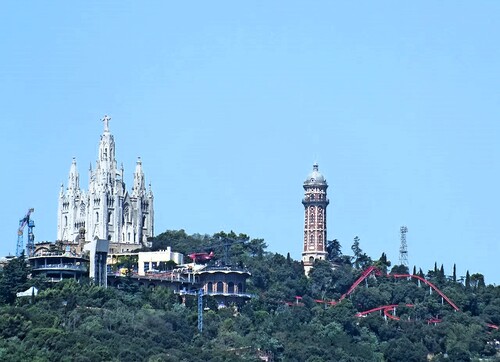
102,115,111,132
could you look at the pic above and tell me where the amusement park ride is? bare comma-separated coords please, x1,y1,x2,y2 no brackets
187,251,214,264
288,265,499,330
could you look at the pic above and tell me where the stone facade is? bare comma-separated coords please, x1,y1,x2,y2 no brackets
302,163,329,275
57,116,154,252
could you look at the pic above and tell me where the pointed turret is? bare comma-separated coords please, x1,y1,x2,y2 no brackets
132,157,146,197
68,157,80,192
97,115,116,165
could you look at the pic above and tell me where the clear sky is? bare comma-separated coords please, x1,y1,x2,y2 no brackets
0,2,498,284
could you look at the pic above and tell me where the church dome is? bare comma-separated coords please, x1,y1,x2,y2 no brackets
304,163,327,185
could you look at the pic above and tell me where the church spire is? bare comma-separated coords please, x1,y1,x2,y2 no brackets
132,157,146,197
68,157,80,191
96,114,116,170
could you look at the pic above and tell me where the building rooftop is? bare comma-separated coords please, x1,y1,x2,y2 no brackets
304,163,327,186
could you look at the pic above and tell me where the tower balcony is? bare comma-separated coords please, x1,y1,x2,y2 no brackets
302,198,330,206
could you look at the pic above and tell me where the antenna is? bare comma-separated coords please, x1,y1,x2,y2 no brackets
399,226,408,267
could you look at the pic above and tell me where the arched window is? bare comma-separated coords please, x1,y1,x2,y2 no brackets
96,212,99,223
207,282,213,294
237,283,243,294
64,216,67,227
228,282,235,294
309,256,315,264
108,212,112,224
123,205,130,223
217,281,224,293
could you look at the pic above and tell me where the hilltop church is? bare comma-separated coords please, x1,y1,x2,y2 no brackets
57,116,154,253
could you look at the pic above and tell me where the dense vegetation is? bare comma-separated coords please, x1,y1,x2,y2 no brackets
0,231,499,361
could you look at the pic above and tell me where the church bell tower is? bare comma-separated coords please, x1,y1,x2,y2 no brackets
302,163,329,275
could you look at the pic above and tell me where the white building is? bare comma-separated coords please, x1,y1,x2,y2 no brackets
137,248,184,276
57,116,154,253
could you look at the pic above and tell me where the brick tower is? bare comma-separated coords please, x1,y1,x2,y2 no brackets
302,163,329,275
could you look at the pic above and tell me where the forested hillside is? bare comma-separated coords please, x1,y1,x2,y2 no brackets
0,230,499,361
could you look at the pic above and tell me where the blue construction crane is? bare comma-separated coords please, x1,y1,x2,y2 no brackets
197,289,204,332
179,288,204,332
16,208,35,257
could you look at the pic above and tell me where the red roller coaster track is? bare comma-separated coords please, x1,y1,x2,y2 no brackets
356,303,442,324
338,266,459,311
355,304,414,318
339,266,380,301
286,266,498,330
390,274,459,311
347,267,498,329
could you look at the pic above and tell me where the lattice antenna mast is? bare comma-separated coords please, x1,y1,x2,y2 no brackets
399,226,408,267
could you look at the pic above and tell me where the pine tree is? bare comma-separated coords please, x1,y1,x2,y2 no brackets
465,270,471,289
351,236,362,269
453,263,457,282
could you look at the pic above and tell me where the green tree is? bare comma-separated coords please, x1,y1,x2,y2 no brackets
351,236,371,269
309,260,335,298
465,270,471,290
247,238,267,258
0,253,31,304
326,239,342,262
375,252,391,274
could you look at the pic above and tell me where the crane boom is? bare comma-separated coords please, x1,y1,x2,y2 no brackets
16,208,35,257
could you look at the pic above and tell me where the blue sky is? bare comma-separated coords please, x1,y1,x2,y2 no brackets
1,2,499,284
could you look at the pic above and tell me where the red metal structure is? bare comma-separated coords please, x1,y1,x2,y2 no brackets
339,265,379,301
286,266,499,330
355,304,413,318
188,251,214,263
390,273,459,311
